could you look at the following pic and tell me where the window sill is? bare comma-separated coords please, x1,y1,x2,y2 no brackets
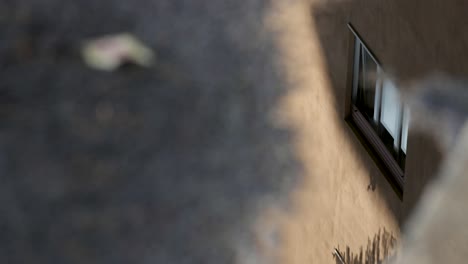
347,106,404,198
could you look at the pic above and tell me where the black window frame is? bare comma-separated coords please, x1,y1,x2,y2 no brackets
345,23,407,196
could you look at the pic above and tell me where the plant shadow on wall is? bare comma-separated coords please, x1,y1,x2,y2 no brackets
333,228,397,264
0,2,303,264
309,0,452,224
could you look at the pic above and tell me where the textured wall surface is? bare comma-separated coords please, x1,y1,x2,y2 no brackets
307,0,468,263
270,1,401,263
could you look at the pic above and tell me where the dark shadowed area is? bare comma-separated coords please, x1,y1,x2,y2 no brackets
334,228,397,264
308,0,464,227
0,1,302,263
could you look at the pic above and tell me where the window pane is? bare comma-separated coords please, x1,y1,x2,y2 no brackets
356,47,378,123
380,78,401,139
401,107,410,153
349,30,408,173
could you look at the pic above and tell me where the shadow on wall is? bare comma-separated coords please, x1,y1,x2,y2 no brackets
308,0,459,224
308,0,404,227
333,228,397,264
312,0,468,81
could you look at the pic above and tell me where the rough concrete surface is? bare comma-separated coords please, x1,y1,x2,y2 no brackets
0,1,301,263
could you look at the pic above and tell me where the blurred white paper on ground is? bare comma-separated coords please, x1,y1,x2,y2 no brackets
82,33,155,71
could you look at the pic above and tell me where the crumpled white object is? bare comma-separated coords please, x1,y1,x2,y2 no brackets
81,33,155,71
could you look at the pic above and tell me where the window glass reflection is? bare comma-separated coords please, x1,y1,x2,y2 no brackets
352,41,408,170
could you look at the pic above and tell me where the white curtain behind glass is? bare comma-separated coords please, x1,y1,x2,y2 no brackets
401,107,410,153
381,79,401,140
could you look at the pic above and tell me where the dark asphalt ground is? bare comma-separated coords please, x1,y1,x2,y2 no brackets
0,1,301,263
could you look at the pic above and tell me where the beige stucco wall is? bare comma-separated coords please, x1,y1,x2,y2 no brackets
260,0,467,262
262,1,403,263
340,0,465,220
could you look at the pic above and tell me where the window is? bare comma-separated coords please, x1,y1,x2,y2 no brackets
347,24,409,192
